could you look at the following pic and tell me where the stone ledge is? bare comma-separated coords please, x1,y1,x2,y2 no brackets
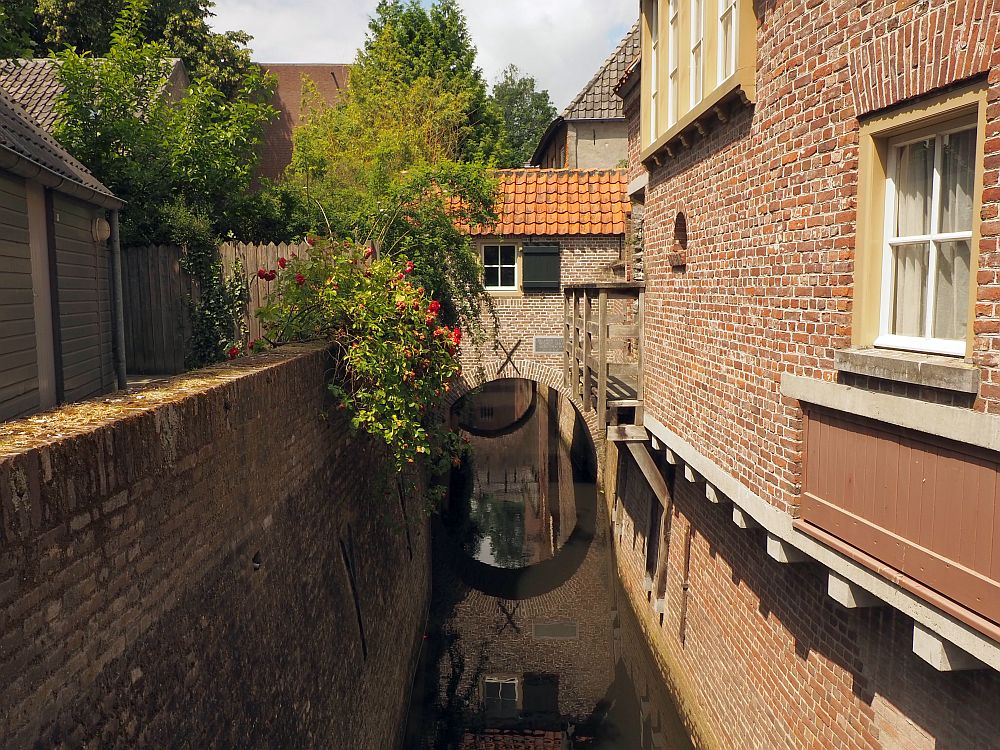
780,374,1000,453
641,412,1000,672
834,347,980,394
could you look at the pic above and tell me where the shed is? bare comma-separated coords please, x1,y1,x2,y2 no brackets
0,87,124,422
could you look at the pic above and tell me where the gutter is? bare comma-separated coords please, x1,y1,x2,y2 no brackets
0,147,123,210
109,210,128,390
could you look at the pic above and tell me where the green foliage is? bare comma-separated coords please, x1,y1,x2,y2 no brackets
288,72,500,340
256,239,464,471
29,0,256,98
53,0,271,366
491,65,558,168
53,0,275,245
0,0,36,57
357,0,509,165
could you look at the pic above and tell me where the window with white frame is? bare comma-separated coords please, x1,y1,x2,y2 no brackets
667,0,680,127
483,676,519,719
649,0,659,140
719,0,737,83
691,0,704,105
483,244,518,291
879,121,976,355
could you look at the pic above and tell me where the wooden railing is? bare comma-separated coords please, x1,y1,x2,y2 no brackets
564,283,644,428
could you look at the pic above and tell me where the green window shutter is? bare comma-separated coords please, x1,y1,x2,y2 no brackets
521,245,560,290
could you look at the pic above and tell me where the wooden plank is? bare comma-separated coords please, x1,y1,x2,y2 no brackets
608,424,648,443
635,290,644,411
563,291,570,387
626,441,670,504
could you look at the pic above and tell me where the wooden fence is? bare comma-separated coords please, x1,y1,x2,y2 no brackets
122,242,310,375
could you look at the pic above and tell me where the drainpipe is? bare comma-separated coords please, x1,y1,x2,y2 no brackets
110,210,128,390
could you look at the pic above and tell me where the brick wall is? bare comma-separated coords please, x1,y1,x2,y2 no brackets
619,1,1000,747
462,234,622,376
640,0,1000,515
0,345,429,748
607,447,1000,750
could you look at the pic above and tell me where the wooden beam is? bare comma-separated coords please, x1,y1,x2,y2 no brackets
597,290,609,426
582,288,592,412
626,441,669,503
635,290,644,426
607,424,648,443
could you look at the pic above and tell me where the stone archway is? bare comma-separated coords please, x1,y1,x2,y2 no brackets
447,358,603,464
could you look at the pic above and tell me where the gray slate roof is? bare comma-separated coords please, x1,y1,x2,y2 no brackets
562,21,640,121
0,57,188,134
0,86,120,207
0,59,62,130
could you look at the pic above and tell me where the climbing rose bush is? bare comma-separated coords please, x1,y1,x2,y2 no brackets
256,238,462,471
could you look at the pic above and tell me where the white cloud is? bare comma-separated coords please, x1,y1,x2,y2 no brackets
208,0,637,109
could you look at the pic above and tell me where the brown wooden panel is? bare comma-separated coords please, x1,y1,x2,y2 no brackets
802,405,1000,627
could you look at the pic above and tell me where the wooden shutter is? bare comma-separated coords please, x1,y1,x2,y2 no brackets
521,245,560,290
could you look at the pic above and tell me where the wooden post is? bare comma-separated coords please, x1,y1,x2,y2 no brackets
635,289,645,425
597,290,608,427
572,291,581,402
582,288,592,412
563,290,570,388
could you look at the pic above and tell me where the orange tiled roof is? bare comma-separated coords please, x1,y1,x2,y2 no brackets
459,729,566,749
469,168,629,237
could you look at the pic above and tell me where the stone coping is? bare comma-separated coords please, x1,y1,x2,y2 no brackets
0,344,328,459
834,347,980,394
780,373,1000,453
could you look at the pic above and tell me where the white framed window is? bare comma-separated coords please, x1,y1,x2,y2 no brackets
877,120,976,355
649,0,659,140
483,676,519,719
691,0,704,105
667,0,680,127
483,244,518,291
719,0,737,83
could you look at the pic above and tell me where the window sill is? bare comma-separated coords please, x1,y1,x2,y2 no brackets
834,347,980,394
486,289,524,299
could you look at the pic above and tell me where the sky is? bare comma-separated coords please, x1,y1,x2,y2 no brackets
207,0,637,110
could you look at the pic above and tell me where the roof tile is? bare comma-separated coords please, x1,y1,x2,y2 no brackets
562,21,640,121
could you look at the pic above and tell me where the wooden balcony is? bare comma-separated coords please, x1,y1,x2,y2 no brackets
563,283,644,427
797,405,1000,635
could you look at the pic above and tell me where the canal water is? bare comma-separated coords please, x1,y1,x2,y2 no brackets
403,379,694,749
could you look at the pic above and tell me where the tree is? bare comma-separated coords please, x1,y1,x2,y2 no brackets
54,0,275,366
0,0,36,57
53,4,274,244
357,0,509,165
491,65,558,168
30,0,255,98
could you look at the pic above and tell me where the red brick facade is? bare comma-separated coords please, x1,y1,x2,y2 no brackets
611,1,1000,748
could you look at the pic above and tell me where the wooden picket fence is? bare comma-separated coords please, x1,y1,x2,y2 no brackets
122,242,310,375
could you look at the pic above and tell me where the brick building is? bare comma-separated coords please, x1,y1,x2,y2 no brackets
256,63,349,181
531,24,640,170
597,1,1000,748
459,168,629,390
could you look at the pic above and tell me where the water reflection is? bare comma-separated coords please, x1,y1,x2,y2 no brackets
403,380,694,749
454,379,575,569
